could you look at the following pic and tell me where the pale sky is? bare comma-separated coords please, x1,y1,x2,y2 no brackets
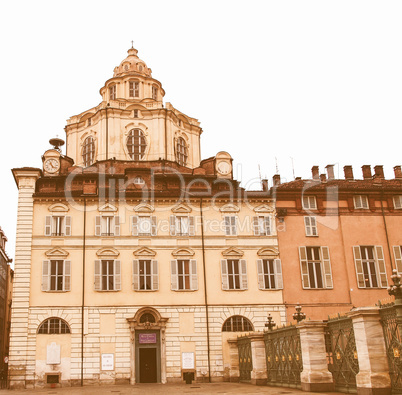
1,0,402,259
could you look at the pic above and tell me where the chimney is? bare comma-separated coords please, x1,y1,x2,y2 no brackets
320,174,327,183
374,165,384,180
394,165,402,179
344,165,354,180
312,166,319,180
272,174,281,187
262,179,269,191
326,164,335,180
362,165,372,180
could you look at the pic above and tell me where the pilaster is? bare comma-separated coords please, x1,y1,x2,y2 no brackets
248,333,267,386
227,339,239,382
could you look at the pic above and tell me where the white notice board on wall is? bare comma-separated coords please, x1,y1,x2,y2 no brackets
101,353,114,371
182,352,195,369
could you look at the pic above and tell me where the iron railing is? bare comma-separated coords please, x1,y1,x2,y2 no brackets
237,336,252,381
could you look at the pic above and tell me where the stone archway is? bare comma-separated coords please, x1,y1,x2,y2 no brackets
127,307,168,384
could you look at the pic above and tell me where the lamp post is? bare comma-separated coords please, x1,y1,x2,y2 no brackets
265,314,276,331
293,304,306,323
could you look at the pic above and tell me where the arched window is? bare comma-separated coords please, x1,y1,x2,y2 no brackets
222,315,254,332
82,136,95,167
140,313,156,323
176,137,188,166
127,129,146,160
38,318,71,334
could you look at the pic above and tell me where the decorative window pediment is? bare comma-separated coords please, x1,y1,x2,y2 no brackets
98,203,118,213
171,204,192,214
222,246,244,258
253,204,274,213
45,247,69,258
133,203,154,213
257,247,279,257
172,247,195,257
219,204,240,213
48,203,69,213
133,247,157,257
96,247,120,258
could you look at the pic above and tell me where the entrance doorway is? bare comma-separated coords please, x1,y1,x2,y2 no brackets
139,348,157,383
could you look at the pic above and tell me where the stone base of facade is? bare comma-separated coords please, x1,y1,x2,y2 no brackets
250,378,267,386
301,382,335,392
357,388,391,395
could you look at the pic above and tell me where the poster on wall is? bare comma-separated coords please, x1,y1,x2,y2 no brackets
101,353,114,371
182,352,195,369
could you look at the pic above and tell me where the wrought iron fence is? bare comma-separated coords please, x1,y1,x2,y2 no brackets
325,315,359,393
237,336,252,381
264,325,302,388
379,301,402,393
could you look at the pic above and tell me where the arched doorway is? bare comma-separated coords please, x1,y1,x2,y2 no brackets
127,307,168,384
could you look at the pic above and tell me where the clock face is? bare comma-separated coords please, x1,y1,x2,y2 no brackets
217,161,231,175
44,158,60,173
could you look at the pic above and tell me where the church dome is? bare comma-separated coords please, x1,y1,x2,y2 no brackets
113,45,152,78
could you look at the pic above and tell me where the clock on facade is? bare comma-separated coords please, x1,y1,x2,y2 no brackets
44,158,60,173
217,161,231,175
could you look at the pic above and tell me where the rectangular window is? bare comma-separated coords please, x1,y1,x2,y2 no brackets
109,85,116,100
170,259,197,290
132,216,156,236
302,196,317,210
94,259,121,291
133,259,158,291
170,215,195,236
95,216,120,236
257,259,283,289
252,216,271,236
394,196,402,209
299,246,333,289
129,81,139,97
224,216,237,236
45,216,71,236
42,260,71,292
133,109,139,118
393,246,402,274
354,195,369,209
221,259,247,290
353,246,387,288
304,216,318,236
152,86,158,100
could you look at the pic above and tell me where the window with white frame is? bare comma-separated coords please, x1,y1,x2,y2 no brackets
224,216,237,236
94,259,121,291
221,259,247,290
45,215,71,236
41,260,71,292
252,216,271,236
299,246,333,289
302,196,317,210
170,215,195,236
82,136,95,167
127,128,147,160
176,137,188,166
170,259,197,290
393,246,402,273
131,215,156,236
353,246,387,288
222,316,254,332
393,196,402,209
133,259,158,291
304,216,318,236
38,318,70,334
354,195,369,209
95,215,120,236
256,259,283,289
109,84,116,100
129,81,139,97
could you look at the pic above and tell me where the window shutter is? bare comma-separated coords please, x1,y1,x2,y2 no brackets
299,247,310,289
224,217,230,236
375,246,387,288
114,216,120,236
233,217,238,236
190,259,198,290
170,260,178,290
240,259,248,290
45,216,52,236
311,217,317,236
132,260,139,291
114,260,121,290
256,259,264,289
64,260,71,291
221,259,229,290
353,246,365,288
65,216,71,236
393,246,402,274
152,260,159,290
94,260,101,291
170,215,176,236
274,259,283,289
321,247,333,289
304,217,311,236
151,216,157,236
95,216,101,236
264,217,271,235
42,260,50,291
252,217,260,236
189,216,195,236
132,216,139,236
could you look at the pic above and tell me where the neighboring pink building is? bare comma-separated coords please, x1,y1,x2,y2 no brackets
274,164,402,322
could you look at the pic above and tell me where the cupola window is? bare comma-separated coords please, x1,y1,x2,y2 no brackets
129,81,139,98
176,137,188,166
152,86,158,100
82,136,95,167
109,84,116,100
127,129,146,160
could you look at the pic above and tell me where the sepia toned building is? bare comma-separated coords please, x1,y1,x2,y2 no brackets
8,46,284,388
